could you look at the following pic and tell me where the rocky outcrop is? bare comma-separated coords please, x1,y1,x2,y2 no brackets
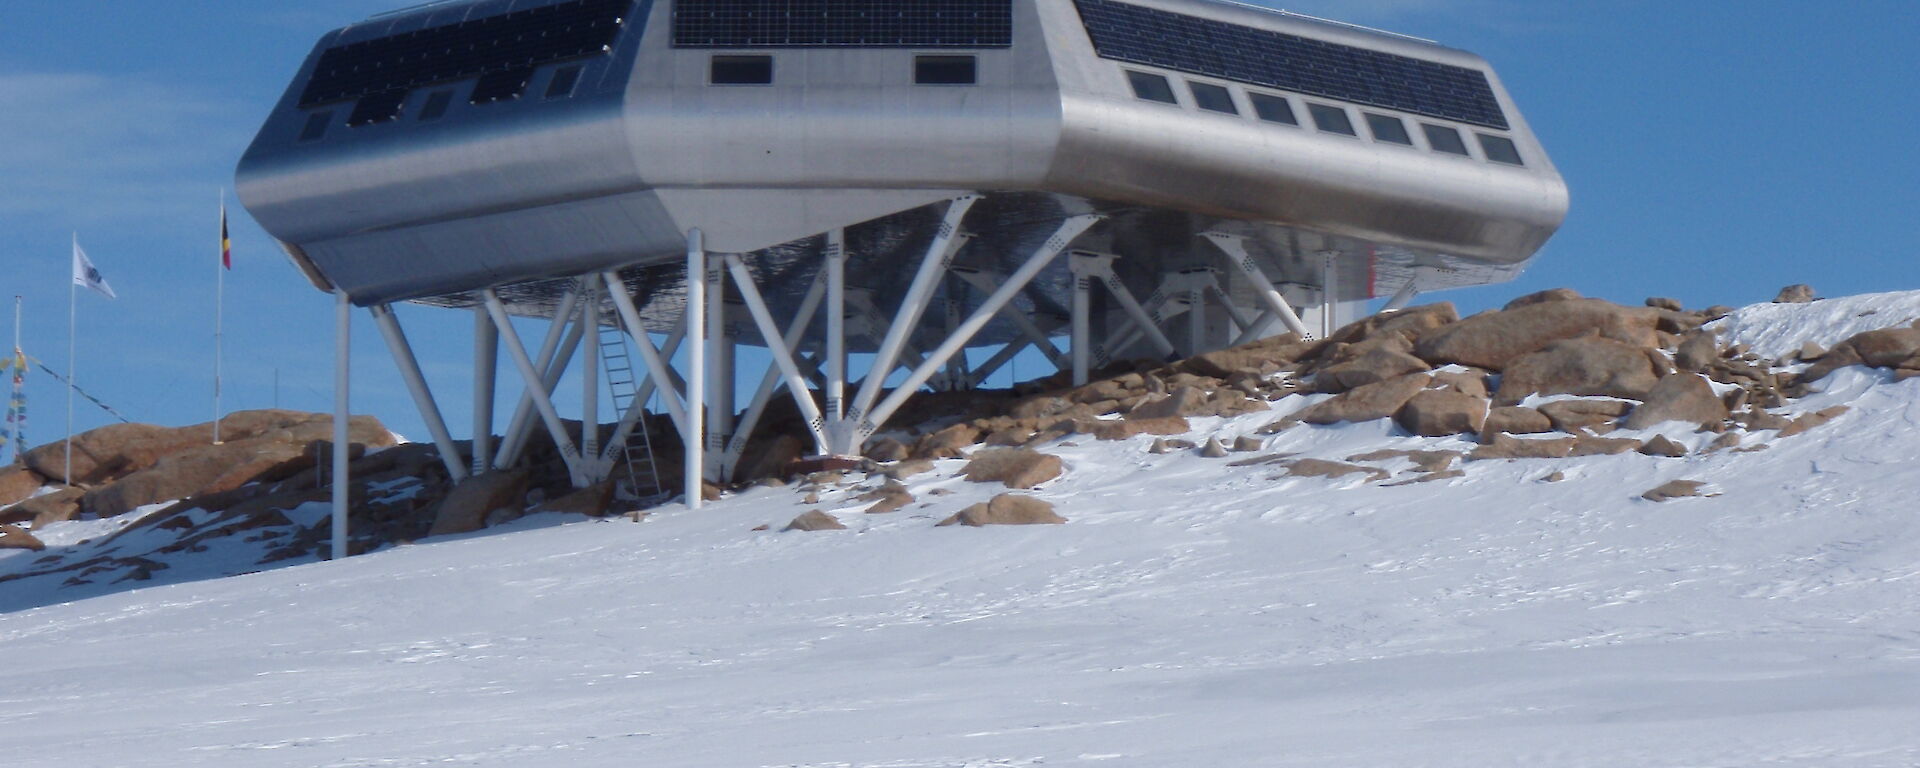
1291,374,1430,426
1414,298,1660,370
1393,390,1488,436
1624,374,1730,430
784,510,847,532
1773,284,1816,303
960,448,1063,489
1642,480,1712,502
0,523,46,551
0,465,46,508
1494,338,1663,404
81,414,396,519
937,494,1065,527
428,470,532,537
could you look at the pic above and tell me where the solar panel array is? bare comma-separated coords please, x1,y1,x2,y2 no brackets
673,0,1012,48
1072,0,1509,130
299,0,634,108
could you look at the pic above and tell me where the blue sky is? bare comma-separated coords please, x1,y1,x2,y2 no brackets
2,0,1917,444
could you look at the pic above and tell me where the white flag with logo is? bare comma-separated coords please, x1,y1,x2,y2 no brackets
72,241,117,299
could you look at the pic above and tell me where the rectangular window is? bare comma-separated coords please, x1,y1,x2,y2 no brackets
1248,92,1296,125
298,111,332,142
711,55,773,85
1127,70,1178,104
471,68,533,103
1188,81,1237,115
419,90,454,122
915,55,977,85
1422,124,1469,155
1365,113,1412,145
546,65,585,99
1307,103,1355,136
346,89,407,127
1479,133,1525,165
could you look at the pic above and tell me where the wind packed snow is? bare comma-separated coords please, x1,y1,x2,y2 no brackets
3,294,1919,767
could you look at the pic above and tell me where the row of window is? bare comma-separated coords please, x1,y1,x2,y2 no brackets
709,53,978,86
300,63,589,142
1125,69,1526,166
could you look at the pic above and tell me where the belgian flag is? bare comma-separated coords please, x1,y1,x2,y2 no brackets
221,205,232,270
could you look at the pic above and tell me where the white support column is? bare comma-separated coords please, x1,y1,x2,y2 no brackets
684,230,707,508
331,290,351,561
705,254,732,482
825,229,847,425
471,306,497,475
722,269,829,465
1320,251,1339,339
579,277,602,465
1070,253,1093,386
1202,232,1315,341
370,304,470,484
1380,275,1423,314
861,215,1100,442
482,288,587,487
494,288,582,468
845,196,978,441
724,254,831,454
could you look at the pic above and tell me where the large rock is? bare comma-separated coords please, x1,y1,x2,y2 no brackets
735,434,805,483
1091,417,1191,441
1126,387,1210,420
910,423,980,460
1482,406,1554,436
1503,288,1583,310
1493,338,1663,405
1291,374,1430,425
1393,390,1488,436
0,523,45,551
960,448,1063,489
1674,332,1719,372
536,480,615,518
1413,299,1661,370
1328,302,1460,346
0,465,46,507
1847,328,1920,368
937,494,1065,527
81,415,395,518
1314,348,1431,394
784,510,847,532
428,469,531,537
2,487,83,528
1181,333,1312,379
1624,373,1731,430
23,410,376,487
1773,284,1816,303
1538,400,1631,433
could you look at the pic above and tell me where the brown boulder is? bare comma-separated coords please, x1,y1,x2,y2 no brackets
428,469,530,537
1414,299,1661,371
1503,288,1583,310
1494,338,1663,405
1643,480,1713,502
1568,437,1643,456
1291,374,1431,425
1314,348,1431,394
960,448,1063,489
1470,435,1579,460
1430,369,1491,399
1848,328,1920,368
1091,416,1191,441
1646,297,1684,312
1773,284,1816,303
910,424,981,460
1537,399,1632,433
1181,333,1313,379
537,480,615,518
1127,387,1210,420
1779,406,1849,438
1325,302,1459,346
937,494,1065,527
1482,406,1554,436
735,434,806,483
1624,374,1731,430
0,523,45,551
784,510,847,532
863,438,909,463
1,465,46,507
1639,435,1688,458
1283,459,1389,483
1393,390,1488,436
81,415,395,519
5,487,84,528
1347,449,1462,474
1674,332,1719,373
858,482,915,514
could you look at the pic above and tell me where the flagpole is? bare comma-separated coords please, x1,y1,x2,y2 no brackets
66,234,77,487
215,189,225,444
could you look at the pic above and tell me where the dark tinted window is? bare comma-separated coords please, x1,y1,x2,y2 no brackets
419,90,454,122
1479,133,1524,165
1422,124,1468,155
298,111,332,142
546,65,584,99
1127,70,1177,104
346,89,406,127
674,0,1012,49
1307,103,1355,135
470,68,533,103
711,55,773,85
915,55,977,85
1248,92,1296,125
1365,113,1412,145
1188,81,1237,114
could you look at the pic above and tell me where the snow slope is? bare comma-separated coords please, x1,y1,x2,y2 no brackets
2,293,1919,767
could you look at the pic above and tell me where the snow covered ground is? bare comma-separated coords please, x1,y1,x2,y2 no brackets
2,293,1918,767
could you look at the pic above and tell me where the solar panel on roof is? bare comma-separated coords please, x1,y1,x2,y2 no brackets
1072,0,1509,130
299,0,635,109
672,0,1012,49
